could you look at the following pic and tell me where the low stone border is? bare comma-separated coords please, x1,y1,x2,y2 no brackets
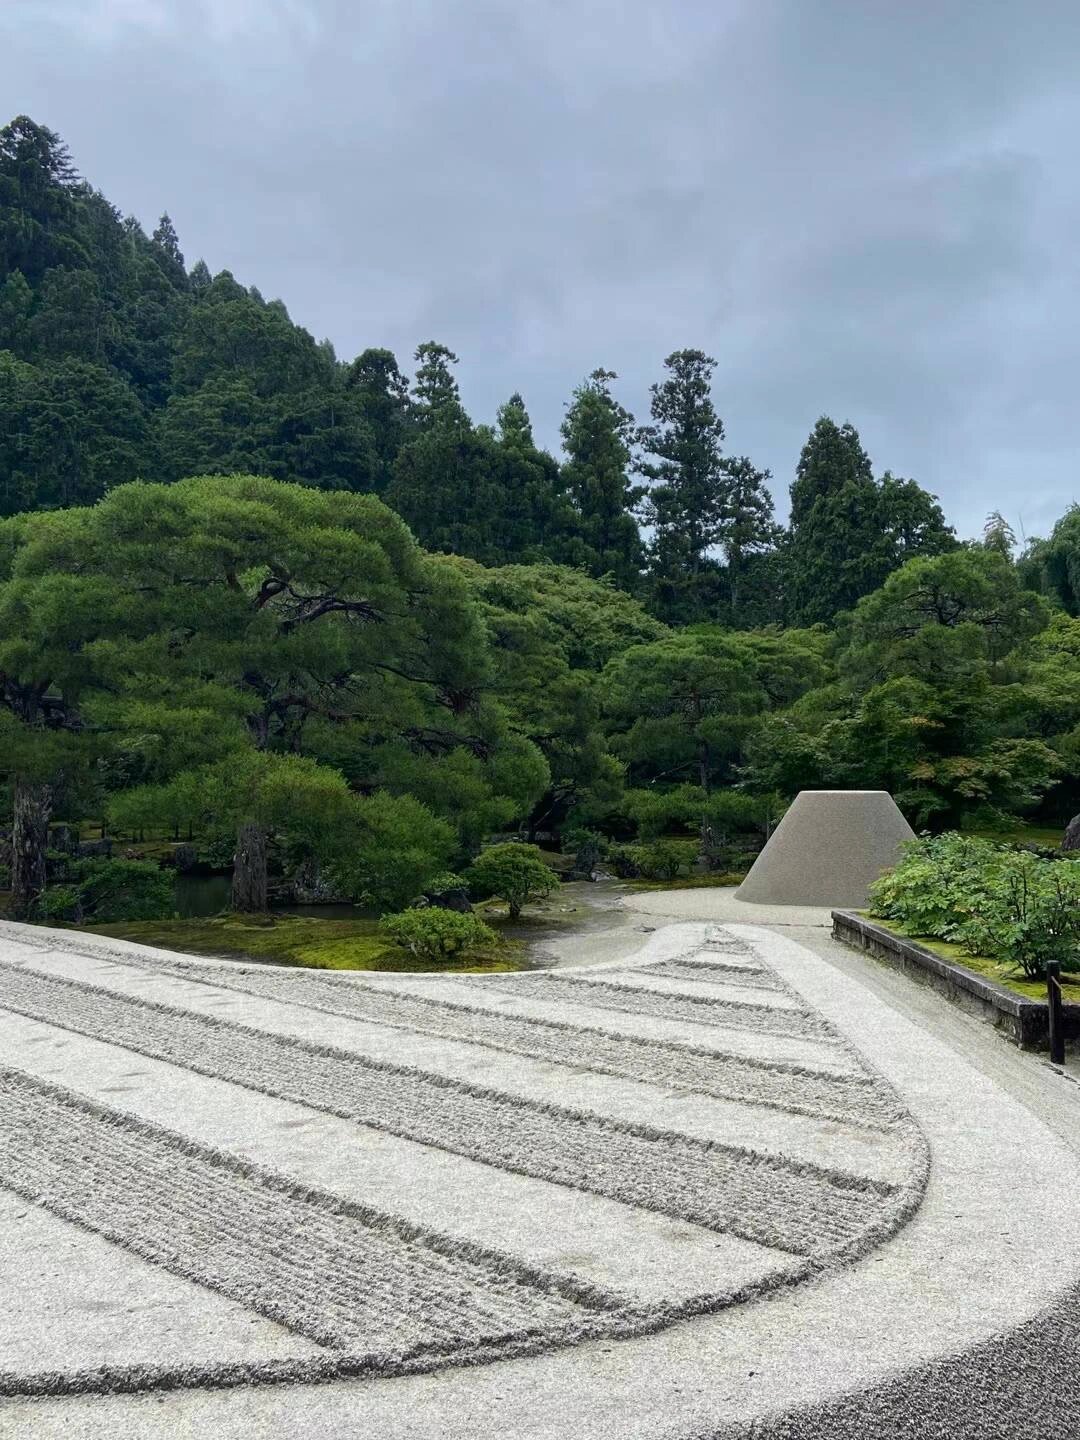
832,911,1080,1050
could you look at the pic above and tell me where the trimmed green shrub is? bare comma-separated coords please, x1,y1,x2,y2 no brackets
32,884,83,922
960,852,1080,979
466,842,559,919
634,839,691,880
31,858,174,924
603,838,694,881
424,872,467,896
869,833,998,940
870,833,1080,979
381,907,497,962
75,858,175,921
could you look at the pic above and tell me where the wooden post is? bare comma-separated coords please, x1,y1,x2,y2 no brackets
1047,961,1065,1065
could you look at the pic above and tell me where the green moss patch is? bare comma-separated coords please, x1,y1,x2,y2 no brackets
866,915,1080,1004
627,873,748,892
967,824,1064,849
80,913,523,973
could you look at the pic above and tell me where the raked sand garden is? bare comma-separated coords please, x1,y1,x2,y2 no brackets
0,888,1079,1438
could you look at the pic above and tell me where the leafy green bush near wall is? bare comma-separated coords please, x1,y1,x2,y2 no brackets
869,834,1080,979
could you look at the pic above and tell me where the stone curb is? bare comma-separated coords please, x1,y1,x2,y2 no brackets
832,910,1080,1050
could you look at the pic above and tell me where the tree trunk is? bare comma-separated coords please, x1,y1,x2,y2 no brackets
698,747,713,860
11,778,53,920
231,821,268,912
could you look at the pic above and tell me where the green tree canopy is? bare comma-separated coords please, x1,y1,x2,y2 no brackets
786,417,955,626
637,349,729,622
559,368,644,592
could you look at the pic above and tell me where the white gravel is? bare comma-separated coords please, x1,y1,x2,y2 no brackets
0,896,1076,1438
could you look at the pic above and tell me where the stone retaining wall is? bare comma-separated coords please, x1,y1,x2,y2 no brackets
831,911,1080,1050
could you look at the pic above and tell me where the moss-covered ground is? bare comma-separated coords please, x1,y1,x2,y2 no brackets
80,912,524,973
626,872,748,892
967,823,1064,848
867,915,1080,1004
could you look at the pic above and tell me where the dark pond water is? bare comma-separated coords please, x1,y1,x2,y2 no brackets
174,874,365,921
175,875,231,917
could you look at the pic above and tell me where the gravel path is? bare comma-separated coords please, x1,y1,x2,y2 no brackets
0,901,1076,1438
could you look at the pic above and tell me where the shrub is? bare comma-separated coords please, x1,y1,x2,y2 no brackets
869,833,1080,979
960,853,1080,979
424,872,467,896
466,842,559,919
634,839,691,880
31,858,174,924
603,838,694,881
869,833,998,940
381,907,496,962
32,884,83,922
603,842,641,879
75,858,175,922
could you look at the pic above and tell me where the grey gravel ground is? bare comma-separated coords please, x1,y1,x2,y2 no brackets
0,956,915,1262
0,901,1077,1438
0,1067,602,1388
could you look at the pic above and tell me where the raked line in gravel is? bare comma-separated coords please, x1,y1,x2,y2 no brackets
0,903,1077,1438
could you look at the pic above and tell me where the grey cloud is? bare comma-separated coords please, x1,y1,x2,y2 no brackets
2,0,1079,536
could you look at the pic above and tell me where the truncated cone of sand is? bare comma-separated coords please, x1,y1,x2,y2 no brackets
736,789,915,908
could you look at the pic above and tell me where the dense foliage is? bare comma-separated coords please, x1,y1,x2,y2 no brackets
869,834,1080,979
34,857,174,923
4,114,1080,929
465,843,560,920
380,907,497,962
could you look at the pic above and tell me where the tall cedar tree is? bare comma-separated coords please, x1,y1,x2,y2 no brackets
637,349,729,623
560,368,644,593
717,454,781,627
786,417,955,626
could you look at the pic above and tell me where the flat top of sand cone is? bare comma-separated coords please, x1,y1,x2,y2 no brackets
736,788,915,909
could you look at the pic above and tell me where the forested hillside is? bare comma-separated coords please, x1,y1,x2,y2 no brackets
4,113,1080,928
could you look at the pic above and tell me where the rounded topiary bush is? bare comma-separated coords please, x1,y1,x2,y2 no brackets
381,906,496,962
465,842,559,919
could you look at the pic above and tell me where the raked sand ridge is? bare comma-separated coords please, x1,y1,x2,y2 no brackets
0,893,1077,1438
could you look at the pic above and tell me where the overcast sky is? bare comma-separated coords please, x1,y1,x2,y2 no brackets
3,1,1079,537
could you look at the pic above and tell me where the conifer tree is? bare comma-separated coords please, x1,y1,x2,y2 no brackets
345,347,412,491
497,392,534,450
411,340,466,428
718,455,781,625
786,417,954,625
560,368,643,592
637,349,729,621
151,212,185,270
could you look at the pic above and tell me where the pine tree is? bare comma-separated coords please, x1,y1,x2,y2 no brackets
983,510,1017,558
560,368,643,592
0,115,84,282
345,347,413,492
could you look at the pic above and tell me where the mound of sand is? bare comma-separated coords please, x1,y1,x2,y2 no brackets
736,790,914,909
